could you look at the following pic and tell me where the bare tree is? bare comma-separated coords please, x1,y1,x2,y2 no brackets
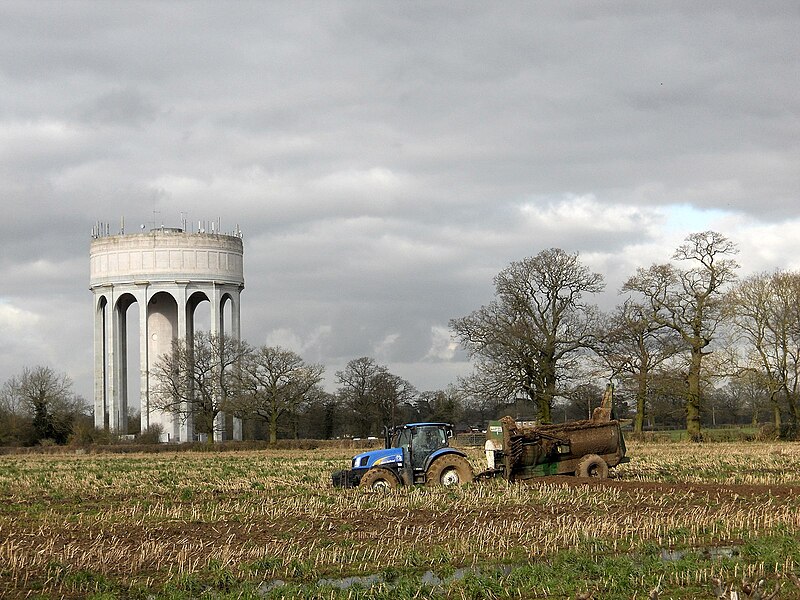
623,231,739,439
371,371,417,428
335,357,416,436
0,379,25,445
1,366,84,445
451,248,604,423
235,346,324,443
561,382,607,422
459,386,502,426
727,270,800,428
415,387,463,425
647,366,692,430
598,300,685,433
336,357,386,437
293,388,340,439
723,370,771,427
151,331,248,442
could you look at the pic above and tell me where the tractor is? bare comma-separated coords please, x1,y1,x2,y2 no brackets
331,422,474,488
332,385,628,488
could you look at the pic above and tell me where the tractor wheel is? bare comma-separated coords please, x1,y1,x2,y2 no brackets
359,467,399,490
425,455,474,486
576,454,609,479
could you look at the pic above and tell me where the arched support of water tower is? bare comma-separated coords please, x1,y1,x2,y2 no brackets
93,294,108,430
220,290,243,441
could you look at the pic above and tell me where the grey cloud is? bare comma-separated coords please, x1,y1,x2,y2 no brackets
77,88,158,127
0,2,798,401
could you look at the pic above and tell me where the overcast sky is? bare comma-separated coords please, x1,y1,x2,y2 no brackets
1,2,798,405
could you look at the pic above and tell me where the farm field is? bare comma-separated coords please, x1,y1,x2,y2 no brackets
1,442,800,599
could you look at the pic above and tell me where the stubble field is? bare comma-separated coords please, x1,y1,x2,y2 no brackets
1,441,800,599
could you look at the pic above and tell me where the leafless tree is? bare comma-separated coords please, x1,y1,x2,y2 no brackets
623,231,739,439
371,371,417,429
335,357,416,436
726,370,771,427
415,387,463,425
336,357,385,437
597,300,686,433
0,379,24,445
151,331,248,442
451,248,604,423
1,366,84,445
727,270,800,428
295,388,340,439
235,346,324,443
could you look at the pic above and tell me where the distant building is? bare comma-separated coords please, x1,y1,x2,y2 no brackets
89,223,244,441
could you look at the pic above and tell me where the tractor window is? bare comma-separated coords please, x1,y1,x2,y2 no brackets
410,426,447,469
394,429,411,449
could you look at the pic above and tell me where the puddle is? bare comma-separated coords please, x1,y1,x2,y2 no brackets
259,574,387,593
660,546,738,562
316,574,384,589
259,579,287,591
258,551,737,594
421,567,476,586
258,565,509,593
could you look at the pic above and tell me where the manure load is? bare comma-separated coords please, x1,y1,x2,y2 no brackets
485,415,628,481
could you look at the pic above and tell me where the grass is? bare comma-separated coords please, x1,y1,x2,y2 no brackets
0,442,799,598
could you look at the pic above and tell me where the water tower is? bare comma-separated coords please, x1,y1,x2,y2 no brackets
90,220,244,441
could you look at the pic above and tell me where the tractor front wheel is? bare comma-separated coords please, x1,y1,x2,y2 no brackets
359,467,399,490
575,454,609,479
425,455,474,486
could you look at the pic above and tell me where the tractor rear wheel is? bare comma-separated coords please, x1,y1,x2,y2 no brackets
359,467,399,490
425,455,474,486
576,454,609,478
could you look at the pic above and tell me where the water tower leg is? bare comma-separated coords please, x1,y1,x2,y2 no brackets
93,299,106,429
214,413,225,442
138,295,149,432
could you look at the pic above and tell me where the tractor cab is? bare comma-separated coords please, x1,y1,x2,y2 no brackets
387,422,452,472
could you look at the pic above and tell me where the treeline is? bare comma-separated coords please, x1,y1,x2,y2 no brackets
151,344,498,442
0,366,92,446
452,230,799,440
2,230,800,446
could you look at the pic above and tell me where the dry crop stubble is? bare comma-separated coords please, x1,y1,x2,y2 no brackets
0,443,799,598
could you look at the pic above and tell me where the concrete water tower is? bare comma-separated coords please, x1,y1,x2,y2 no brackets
90,221,244,441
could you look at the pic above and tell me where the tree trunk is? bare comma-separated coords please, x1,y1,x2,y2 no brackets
197,410,215,443
634,373,647,434
537,356,556,424
686,347,703,440
269,409,278,444
786,391,800,424
538,399,552,424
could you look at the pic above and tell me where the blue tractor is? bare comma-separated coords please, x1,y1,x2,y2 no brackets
331,422,474,488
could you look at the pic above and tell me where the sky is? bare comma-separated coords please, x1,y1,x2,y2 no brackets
1,2,798,406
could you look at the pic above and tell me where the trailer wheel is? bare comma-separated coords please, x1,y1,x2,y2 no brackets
359,467,399,490
425,455,474,486
576,454,609,478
